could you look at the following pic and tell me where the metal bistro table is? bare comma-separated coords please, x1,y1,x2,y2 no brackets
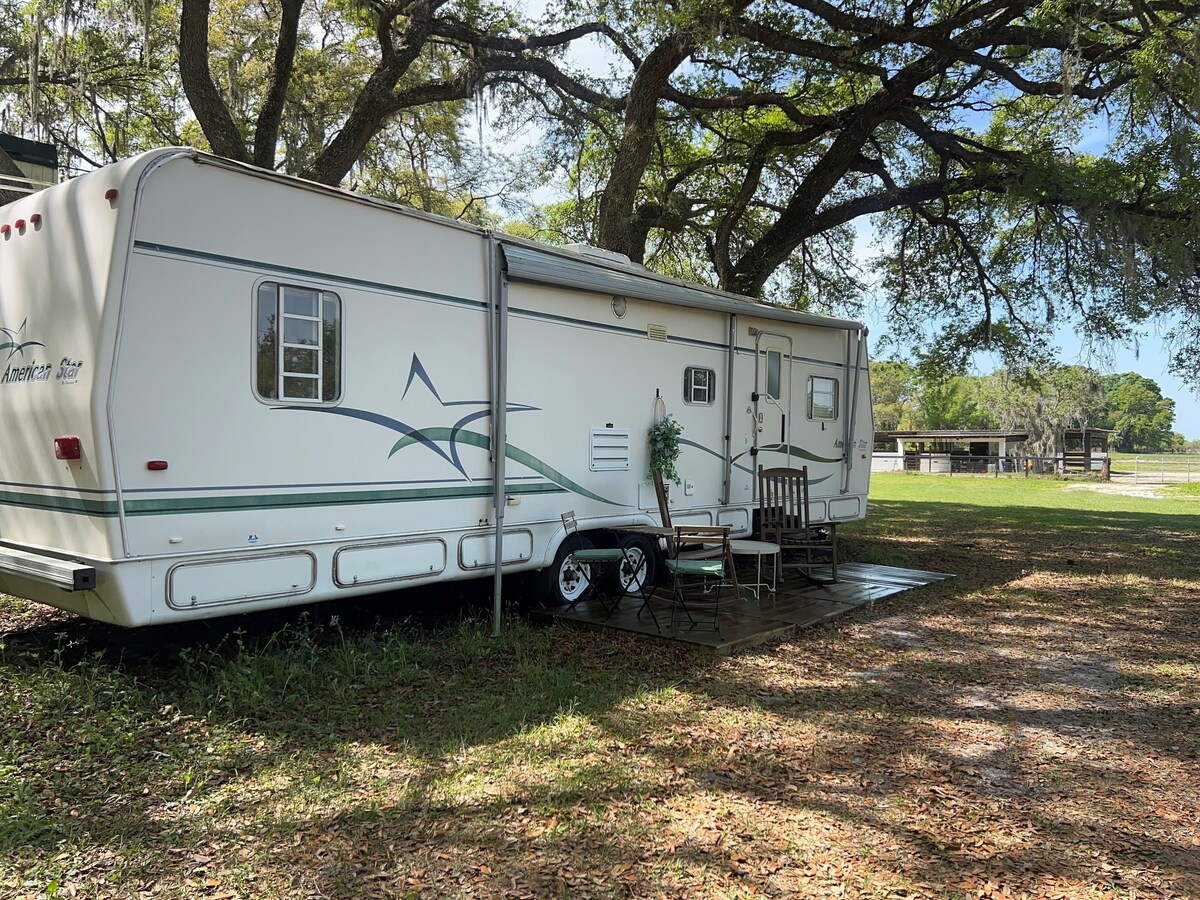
728,539,781,600
608,524,675,630
614,523,746,627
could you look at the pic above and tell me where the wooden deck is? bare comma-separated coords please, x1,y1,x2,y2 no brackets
532,563,953,655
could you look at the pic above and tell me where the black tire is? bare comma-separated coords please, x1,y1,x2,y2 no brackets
540,534,597,606
607,535,657,597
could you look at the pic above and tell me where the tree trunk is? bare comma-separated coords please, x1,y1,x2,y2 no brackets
179,0,250,163
301,10,446,186
595,34,695,261
252,0,305,169
724,59,943,297
302,66,406,185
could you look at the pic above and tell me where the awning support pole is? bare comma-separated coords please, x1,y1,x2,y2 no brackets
487,239,509,637
842,328,866,494
722,314,737,505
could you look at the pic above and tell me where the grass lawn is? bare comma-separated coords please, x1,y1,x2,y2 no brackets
1,474,1197,898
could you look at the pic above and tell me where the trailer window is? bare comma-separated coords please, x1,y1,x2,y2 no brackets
255,282,341,403
808,375,838,420
765,350,782,400
683,367,715,405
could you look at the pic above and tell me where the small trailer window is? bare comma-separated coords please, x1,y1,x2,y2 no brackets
808,375,838,420
255,283,342,403
765,350,782,400
684,366,715,405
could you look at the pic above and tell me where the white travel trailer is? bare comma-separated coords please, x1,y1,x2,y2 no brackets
0,149,872,627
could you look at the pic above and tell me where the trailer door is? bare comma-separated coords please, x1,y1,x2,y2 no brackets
753,332,793,468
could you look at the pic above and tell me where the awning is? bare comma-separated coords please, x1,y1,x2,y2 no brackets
499,241,864,332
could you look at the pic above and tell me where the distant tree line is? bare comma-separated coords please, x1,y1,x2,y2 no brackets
871,361,1191,454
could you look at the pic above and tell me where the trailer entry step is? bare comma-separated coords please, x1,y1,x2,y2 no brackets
0,547,96,591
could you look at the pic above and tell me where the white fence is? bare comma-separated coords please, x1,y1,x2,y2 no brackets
1112,455,1198,484
871,452,1105,476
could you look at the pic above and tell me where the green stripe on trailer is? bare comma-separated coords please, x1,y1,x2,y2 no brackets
0,482,567,518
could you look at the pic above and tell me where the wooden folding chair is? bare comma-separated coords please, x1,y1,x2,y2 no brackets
665,525,731,634
756,465,838,584
652,469,739,588
652,468,674,531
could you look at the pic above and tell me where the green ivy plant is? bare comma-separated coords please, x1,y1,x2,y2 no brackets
648,414,684,484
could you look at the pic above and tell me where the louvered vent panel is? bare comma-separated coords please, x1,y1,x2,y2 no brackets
590,429,631,471
646,324,668,341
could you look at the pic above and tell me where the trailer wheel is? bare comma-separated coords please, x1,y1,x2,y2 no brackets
608,535,657,597
542,535,597,606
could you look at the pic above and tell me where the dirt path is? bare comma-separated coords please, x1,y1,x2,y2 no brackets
1064,481,1169,498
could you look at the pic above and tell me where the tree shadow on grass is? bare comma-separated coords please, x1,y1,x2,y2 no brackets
581,667,1200,894
839,498,1199,627
0,581,723,892
1,489,1197,895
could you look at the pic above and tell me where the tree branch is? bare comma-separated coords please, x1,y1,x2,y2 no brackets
252,0,305,169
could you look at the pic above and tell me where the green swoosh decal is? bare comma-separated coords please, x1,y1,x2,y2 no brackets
732,443,843,465
0,339,46,356
389,428,620,506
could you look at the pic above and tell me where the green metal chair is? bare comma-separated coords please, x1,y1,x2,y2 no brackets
559,511,626,615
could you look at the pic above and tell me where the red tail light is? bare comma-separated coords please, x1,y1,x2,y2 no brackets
54,437,82,460
0,225,9,236
146,460,168,471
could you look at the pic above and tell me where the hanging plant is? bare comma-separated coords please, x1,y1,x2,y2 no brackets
648,414,684,484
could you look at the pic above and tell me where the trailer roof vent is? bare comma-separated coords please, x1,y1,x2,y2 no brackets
563,243,635,266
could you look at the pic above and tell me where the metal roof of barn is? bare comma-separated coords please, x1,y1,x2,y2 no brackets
0,133,58,168
875,430,1029,442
